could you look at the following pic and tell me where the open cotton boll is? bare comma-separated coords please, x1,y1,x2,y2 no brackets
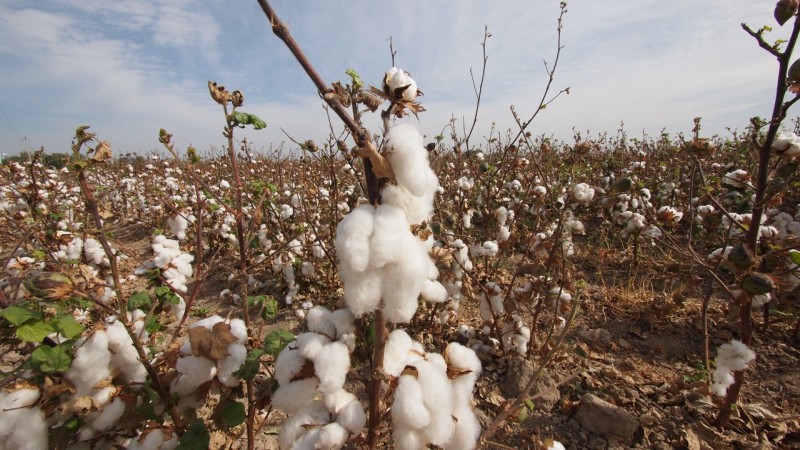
272,377,319,414
547,441,567,450
339,263,382,317
274,346,306,386
218,342,247,387
306,306,336,338
296,332,331,360
331,308,356,339
172,355,217,396
369,205,410,268
0,388,47,450
106,321,147,384
393,375,431,430
445,403,481,450
381,184,436,226
384,329,413,377
394,424,427,450
416,360,455,446
421,279,448,303
317,422,350,450
384,123,439,198
710,339,756,396
279,400,331,450
336,205,375,273
336,397,367,435
83,396,127,438
67,330,112,395
314,342,351,394
127,428,179,450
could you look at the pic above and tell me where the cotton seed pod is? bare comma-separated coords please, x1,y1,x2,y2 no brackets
230,90,244,108
687,138,716,158
775,0,799,26
740,272,776,295
729,244,755,270
208,81,230,106
23,272,74,300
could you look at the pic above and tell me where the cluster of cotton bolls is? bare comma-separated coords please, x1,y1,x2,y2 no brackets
474,282,531,356
382,329,483,449
171,316,247,411
495,206,513,242
437,238,473,323
166,210,195,240
710,339,756,396
0,385,47,450
336,123,447,323
137,234,193,318
53,313,149,441
572,182,595,203
272,306,364,449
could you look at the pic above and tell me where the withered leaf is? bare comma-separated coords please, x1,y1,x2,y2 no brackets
188,322,237,361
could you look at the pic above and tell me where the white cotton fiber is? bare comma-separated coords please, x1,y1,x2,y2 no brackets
228,318,247,341
381,184,435,225
317,422,349,449
314,342,350,394
368,205,408,268
384,329,413,377
331,308,356,339
445,403,480,450
384,123,439,199
279,400,331,450
106,320,147,384
416,360,454,446
306,306,336,338
336,397,367,435
394,423,427,450
392,375,430,429
296,332,331,361
89,396,126,432
0,388,47,450
67,330,111,395
421,279,448,303
172,355,216,396
339,264,382,317
272,377,319,414
336,205,375,272
711,339,756,396
218,342,247,387
274,346,305,386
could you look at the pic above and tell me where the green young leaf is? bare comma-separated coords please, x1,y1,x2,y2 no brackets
345,68,364,90
53,315,84,339
17,321,56,343
176,420,210,450
247,295,266,306
31,343,73,372
234,349,265,380
263,329,295,358
231,111,267,130
261,297,279,320
216,401,246,429
128,291,152,311
789,249,800,266
524,399,535,411
0,305,41,326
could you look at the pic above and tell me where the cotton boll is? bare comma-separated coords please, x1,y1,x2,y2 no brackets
296,332,331,361
445,403,480,450
331,308,356,340
274,346,306,386
314,342,350,394
317,422,350,449
336,398,367,435
416,360,454,446
547,441,567,450
0,388,47,450
381,184,436,225
172,355,217,396
87,396,126,434
336,205,375,272
384,123,439,198
272,377,319,414
392,375,431,429
339,264,382,317
67,330,112,395
710,339,756,397
421,279,448,303
306,306,336,338
228,318,247,342
279,400,331,450
394,424,428,450
369,204,409,268
218,342,247,387
384,329,413,377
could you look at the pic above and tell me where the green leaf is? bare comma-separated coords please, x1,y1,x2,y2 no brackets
0,305,41,326
263,329,295,358
17,321,55,343
261,297,278,320
31,343,73,372
524,399,535,411
789,249,800,266
247,295,265,306
176,420,210,450
53,315,84,339
345,68,364,90
234,349,265,380
231,111,266,130
128,291,152,311
216,401,246,429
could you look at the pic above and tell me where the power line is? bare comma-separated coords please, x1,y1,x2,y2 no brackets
0,102,23,141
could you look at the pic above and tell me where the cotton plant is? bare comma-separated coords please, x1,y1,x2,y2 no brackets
272,306,365,449
335,123,447,323
171,315,248,411
383,329,483,449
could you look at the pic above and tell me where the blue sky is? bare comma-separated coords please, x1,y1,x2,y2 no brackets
0,0,787,156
